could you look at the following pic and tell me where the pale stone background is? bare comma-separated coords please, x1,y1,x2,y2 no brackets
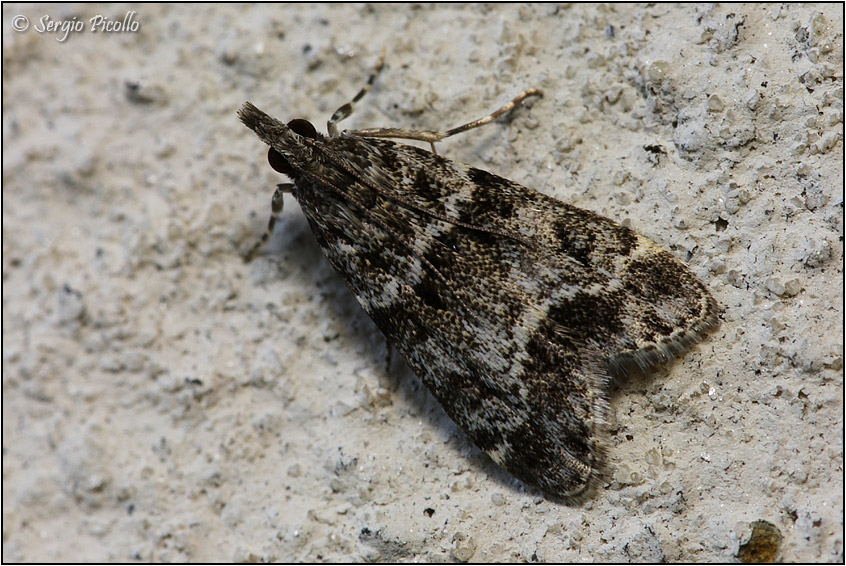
3,3,842,562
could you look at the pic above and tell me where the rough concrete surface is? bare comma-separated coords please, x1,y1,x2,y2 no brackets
2,3,843,563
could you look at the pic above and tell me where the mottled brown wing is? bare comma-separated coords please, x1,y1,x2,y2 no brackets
326,136,719,370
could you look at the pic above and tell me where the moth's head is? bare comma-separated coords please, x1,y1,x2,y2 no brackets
238,102,321,177
266,118,318,176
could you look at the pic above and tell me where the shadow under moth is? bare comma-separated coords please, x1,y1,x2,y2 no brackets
238,51,719,502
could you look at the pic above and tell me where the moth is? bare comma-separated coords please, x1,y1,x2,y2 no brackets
238,52,719,502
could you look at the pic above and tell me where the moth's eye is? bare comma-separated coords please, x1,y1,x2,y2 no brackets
287,118,318,139
268,147,294,176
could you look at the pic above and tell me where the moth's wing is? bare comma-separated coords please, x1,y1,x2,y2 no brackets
327,136,720,372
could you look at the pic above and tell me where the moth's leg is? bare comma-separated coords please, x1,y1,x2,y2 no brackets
243,183,293,262
345,88,543,152
327,47,386,138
